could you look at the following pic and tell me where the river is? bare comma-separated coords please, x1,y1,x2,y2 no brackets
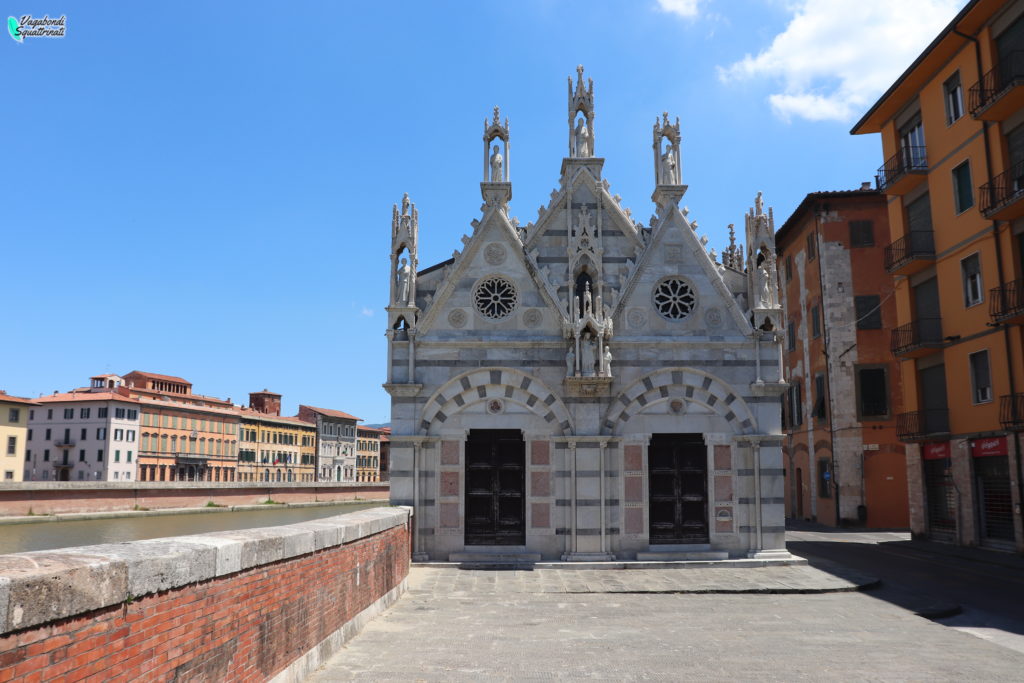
0,502,386,555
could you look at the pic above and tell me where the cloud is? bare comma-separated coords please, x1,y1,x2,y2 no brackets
361,307,374,317
656,0,701,19
718,0,965,122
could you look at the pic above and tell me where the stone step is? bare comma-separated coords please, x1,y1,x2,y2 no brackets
448,552,542,563
635,551,730,561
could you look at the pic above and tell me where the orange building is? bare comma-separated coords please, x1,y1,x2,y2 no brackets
122,371,240,482
852,0,1024,549
777,188,908,528
356,426,382,482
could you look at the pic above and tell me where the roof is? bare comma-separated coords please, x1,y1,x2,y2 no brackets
775,188,884,247
124,370,191,385
133,395,240,418
851,0,996,135
33,391,139,405
299,405,362,422
0,392,39,406
358,426,385,435
234,408,315,428
417,257,455,277
128,386,232,406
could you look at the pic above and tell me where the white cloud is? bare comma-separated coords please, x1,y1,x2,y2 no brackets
657,0,701,19
719,0,966,122
361,307,375,317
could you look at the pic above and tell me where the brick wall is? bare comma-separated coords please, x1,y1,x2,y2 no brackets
0,507,410,682
0,482,389,516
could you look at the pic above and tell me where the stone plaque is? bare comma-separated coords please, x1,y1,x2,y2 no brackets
627,308,647,330
704,306,723,329
523,308,542,328
484,242,507,265
448,308,467,328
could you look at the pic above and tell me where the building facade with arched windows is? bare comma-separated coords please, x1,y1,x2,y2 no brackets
386,68,791,561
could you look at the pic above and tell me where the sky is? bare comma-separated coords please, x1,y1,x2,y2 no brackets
3,0,968,423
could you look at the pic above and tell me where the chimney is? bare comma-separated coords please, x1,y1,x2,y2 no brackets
860,181,873,191
248,389,282,416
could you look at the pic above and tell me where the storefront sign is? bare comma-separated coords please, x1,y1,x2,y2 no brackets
922,441,951,460
971,436,1007,458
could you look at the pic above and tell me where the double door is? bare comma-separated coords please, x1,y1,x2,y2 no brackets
465,429,525,546
649,434,709,544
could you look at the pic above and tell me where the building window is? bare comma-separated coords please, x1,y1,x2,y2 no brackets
97,449,103,462
127,409,138,420
47,409,52,419
80,408,90,419
787,320,796,351
899,117,926,168
44,449,50,462
788,381,803,427
818,459,833,498
806,233,816,261
115,450,120,463
969,350,993,404
45,428,51,440
114,429,124,441
79,449,85,462
849,220,874,247
856,366,889,418
952,161,974,214
80,428,86,440
811,305,821,339
855,295,882,329
6,437,14,455
786,255,793,282
944,72,964,124
5,472,12,480
961,253,983,307
813,374,827,421
97,407,107,418
115,407,126,419
63,408,74,419
8,408,19,422
97,428,106,439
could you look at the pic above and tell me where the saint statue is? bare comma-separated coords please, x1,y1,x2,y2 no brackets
396,257,412,304
489,144,504,182
757,261,773,307
660,145,678,185
581,333,597,377
566,347,576,377
755,191,764,215
583,282,593,317
603,346,613,378
573,117,591,157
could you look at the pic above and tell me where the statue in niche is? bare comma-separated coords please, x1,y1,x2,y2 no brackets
573,117,591,158
579,206,593,235
581,332,597,377
583,282,593,317
661,143,678,185
566,347,576,377
489,144,504,182
757,260,773,308
602,346,613,378
396,257,412,304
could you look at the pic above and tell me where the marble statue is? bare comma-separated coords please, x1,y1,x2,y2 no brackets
573,117,591,157
566,347,576,377
583,282,593,317
489,144,504,182
582,333,597,377
755,191,763,215
757,261,773,307
661,145,677,185
396,258,412,304
603,346,613,378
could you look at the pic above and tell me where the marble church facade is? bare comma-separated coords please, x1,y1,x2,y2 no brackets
386,67,789,561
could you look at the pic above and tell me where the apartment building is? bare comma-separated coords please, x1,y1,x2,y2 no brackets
297,405,359,482
852,0,1024,549
356,426,382,482
236,390,316,482
777,188,909,528
0,392,37,482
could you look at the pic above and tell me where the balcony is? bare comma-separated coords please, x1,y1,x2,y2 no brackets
989,279,1024,323
896,409,950,442
891,318,944,357
884,231,935,275
876,146,928,194
53,439,75,449
1000,394,1024,430
969,52,1024,120
980,159,1024,220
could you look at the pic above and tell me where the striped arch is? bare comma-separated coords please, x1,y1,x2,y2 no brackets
603,367,757,436
420,367,574,436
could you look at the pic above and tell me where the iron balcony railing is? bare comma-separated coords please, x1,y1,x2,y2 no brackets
968,51,1024,115
890,317,943,355
1000,394,1024,430
989,279,1024,321
53,439,75,448
980,158,1024,216
884,230,935,272
896,409,950,441
876,146,927,191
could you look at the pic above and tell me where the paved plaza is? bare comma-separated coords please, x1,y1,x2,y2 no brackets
309,565,1024,681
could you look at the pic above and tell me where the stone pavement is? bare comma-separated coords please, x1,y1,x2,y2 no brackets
309,565,1024,681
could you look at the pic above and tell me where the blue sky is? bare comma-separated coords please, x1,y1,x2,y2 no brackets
3,1,966,423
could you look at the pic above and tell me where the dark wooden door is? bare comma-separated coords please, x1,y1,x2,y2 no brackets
648,434,708,544
465,429,525,546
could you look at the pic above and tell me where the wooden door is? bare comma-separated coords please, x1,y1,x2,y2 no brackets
465,429,525,546
648,434,708,544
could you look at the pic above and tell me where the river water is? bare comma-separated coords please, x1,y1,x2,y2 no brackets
0,502,386,555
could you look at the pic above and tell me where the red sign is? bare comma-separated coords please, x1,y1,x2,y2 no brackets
922,441,951,460
971,437,1007,458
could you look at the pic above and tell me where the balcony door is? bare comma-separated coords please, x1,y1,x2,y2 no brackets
917,363,949,434
912,276,941,343
997,14,1024,86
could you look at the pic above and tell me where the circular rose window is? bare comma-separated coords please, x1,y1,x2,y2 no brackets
653,278,696,320
474,276,518,319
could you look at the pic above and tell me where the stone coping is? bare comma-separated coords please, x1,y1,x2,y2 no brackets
0,481,389,492
0,505,410,635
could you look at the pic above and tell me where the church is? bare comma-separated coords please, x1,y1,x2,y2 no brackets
385,67,789,562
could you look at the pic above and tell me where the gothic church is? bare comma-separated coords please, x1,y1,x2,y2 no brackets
386,67,789,561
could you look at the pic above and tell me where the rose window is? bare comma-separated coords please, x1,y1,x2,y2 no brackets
474,276,518,319
653,278,696,320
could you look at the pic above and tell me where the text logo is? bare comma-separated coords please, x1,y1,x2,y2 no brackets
7,14,66,42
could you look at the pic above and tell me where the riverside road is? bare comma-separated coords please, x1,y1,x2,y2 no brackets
309,525,1024,681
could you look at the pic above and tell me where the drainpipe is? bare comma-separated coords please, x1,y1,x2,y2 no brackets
958,27,1024,534
814,208,842,525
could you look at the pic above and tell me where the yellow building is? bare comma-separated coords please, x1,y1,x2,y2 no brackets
0,391,36,482
356,426,382,482
853,0,1024,550
236,390,316,482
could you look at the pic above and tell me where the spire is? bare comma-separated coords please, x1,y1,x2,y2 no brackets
482,105,511,207
568,65,595,158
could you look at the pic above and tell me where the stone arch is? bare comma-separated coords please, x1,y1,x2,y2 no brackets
604,367,757,436
421,367,574,436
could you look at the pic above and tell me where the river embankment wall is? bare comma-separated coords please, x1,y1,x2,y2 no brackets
0,506,411,682
0,482,389,516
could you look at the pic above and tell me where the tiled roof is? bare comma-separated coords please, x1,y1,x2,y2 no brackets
234,408,315,428
128,387,232,406
33,391,139,404
125,370,191,384
299,405,362,422
776,188,883,246
0,392,39,406
133,395,239,418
